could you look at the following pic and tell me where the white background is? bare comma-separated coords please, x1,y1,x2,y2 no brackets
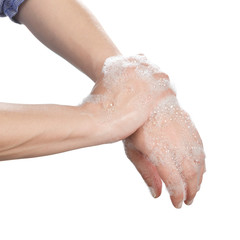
0,0,239,239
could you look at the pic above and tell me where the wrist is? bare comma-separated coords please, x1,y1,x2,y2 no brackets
76,103,111,146
91,49,121,83
80,54,176,145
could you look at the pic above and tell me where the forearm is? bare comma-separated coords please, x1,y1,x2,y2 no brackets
16,0,120,82
0,103,99,160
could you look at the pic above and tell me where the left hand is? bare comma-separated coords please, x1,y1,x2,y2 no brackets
123,93,206,208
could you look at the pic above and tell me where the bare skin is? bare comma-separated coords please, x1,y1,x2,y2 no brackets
16,0,119,82
124,93,206,208
0,103,98,160
0,0,206,208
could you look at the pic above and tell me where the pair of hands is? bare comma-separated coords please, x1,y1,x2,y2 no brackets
81,55,206,208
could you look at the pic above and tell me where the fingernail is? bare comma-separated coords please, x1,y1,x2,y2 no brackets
176,201,183,209
186,199,194,205
149,187,157,198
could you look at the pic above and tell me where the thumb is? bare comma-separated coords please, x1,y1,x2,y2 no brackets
124,145,162,198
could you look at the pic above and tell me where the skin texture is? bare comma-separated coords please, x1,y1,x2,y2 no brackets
0,56,171,160
124,94,206,208
16,0,120,82
81,55,173,143
0,0,207,208
0,103,102,160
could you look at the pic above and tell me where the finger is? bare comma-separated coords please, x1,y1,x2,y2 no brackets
181,158,199,205
124,145,162,198
182,148,206,205
149,151,186,208
198,164,206,187
197,153,206,189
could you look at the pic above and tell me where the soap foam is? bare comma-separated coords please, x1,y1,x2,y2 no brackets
144,95,204,166
87,55,205,200
101,55,171,93
141,94,205,198
83,55,174,119
82,94,106,104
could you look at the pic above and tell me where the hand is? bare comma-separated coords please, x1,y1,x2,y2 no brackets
124,93,206,208
80,55,170,145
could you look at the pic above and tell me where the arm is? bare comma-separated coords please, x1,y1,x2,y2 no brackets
10,0,206,209
0,103,103,160
1,0,120,161
1,1,165,160
15,0,120,82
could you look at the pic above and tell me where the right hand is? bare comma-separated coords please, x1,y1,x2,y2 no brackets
80,54,170,144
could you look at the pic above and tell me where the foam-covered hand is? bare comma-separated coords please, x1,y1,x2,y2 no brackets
81,55,170,145
124,94,206,208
